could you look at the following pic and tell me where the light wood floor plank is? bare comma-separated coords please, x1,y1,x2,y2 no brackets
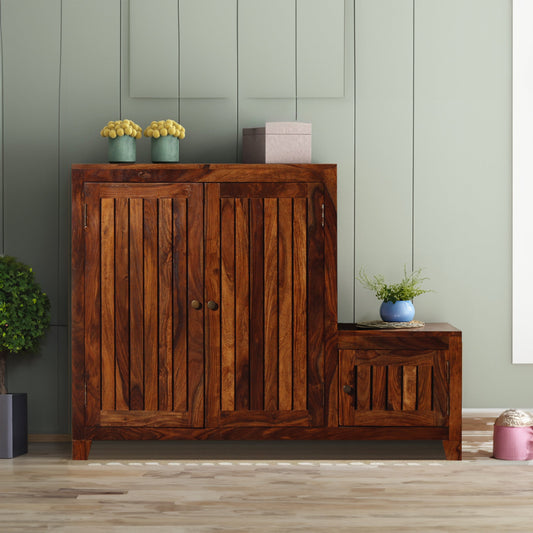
2,416,532,531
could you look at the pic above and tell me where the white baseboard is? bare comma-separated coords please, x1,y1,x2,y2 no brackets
462,408,533,417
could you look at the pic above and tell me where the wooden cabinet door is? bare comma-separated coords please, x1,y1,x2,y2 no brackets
205,182,325,428
339,349,449,427
83,183,204,428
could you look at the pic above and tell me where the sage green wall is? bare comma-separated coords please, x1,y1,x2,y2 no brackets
0,0,523,434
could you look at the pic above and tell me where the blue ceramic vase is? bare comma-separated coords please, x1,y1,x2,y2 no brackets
380,300,415,322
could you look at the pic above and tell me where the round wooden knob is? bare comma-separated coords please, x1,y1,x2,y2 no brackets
207,300,219,311
191,300,202,310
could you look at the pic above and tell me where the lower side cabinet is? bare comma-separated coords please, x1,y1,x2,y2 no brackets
337,323,462,460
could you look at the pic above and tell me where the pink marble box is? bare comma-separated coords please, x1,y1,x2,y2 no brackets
242,122,312,164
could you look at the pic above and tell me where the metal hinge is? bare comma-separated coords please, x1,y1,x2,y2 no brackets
321,203,325,228
83,204,88,228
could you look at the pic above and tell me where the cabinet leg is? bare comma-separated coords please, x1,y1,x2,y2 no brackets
72,439,92,460
443,439,462,460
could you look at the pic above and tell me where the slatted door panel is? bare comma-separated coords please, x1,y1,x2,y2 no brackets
83,183,204,428
339,349,449,427
206,182,325,427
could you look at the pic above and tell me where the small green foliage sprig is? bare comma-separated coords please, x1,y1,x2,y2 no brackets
356,266,431,303
0,256,50,354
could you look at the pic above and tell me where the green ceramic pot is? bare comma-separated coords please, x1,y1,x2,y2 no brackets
108,135,136,163
151,135,179,163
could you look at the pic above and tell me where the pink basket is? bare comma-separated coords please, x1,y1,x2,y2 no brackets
493,425,533,460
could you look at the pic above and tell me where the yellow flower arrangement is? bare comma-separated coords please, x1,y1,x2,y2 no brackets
144,120,185,140
100,119,142,140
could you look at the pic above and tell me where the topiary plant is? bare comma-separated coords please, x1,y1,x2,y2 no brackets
0,256,50,394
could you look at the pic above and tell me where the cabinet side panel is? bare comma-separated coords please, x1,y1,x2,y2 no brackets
71,177,86,439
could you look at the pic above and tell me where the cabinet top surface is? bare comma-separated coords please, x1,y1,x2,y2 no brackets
72,163,337,189
338,322,461,335
72,163,336,170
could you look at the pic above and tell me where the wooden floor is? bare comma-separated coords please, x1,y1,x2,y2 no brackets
1,415,532,532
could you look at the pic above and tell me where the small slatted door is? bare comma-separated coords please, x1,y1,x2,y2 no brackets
205,182,325,428
339,350,449,427
83,183,204,428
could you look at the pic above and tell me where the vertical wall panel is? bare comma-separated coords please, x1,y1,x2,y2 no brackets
2,0,60,319
7,327,61,434
60,0,121,324
0,3,3,254
180,0,235,99
121,0,179,164
354,0,413,322
0,0,521,432
179,0,237,162
297,0,345,98
129,0,179,98
297,0,354,322
2,1,64,432
238,0,296,157
414,0,528,406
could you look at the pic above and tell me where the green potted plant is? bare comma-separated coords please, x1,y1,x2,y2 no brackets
0,256,50,458
356,266,431,322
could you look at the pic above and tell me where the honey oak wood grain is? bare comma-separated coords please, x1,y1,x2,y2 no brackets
292,197,308,412
249,199,265,411
337,326,461,460
68,165,461,461
115,198,130,410
172,197,188,413
100,198,115,411
157,198,173,412
235,197,250,411
220,197,236,412
143,198,158,411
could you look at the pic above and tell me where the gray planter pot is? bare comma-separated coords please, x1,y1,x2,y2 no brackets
0,393,28,458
